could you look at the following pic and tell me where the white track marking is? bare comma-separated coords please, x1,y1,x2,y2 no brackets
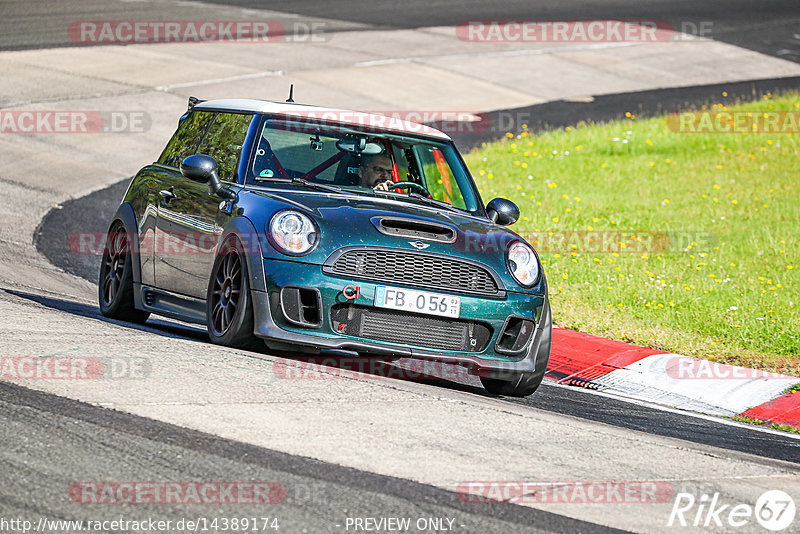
154,70,284,91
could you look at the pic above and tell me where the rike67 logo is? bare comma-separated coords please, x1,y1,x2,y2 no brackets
668,490,796,531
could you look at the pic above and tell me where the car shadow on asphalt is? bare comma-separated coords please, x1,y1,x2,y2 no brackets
4,288,491,397
276,354,489,396
4,288,210,342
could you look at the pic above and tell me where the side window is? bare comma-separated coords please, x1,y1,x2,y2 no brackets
415,146,467,210
157,111,215,168
197,112,253,182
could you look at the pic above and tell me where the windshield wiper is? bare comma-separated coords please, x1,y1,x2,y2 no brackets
407,192,459,212
290,177,343,194
255,176,344,194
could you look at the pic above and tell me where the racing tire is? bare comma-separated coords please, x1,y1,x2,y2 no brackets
480,371,545,397
206,236,261,350
98,221,150,324
480,301,551,397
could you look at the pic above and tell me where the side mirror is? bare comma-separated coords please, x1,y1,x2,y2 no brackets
486,198,520,226
180,154,235,200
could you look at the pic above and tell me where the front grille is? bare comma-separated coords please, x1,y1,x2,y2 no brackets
331,304,491,352
326,249,499,295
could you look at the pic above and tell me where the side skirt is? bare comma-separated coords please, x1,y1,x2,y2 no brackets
135,283,207,325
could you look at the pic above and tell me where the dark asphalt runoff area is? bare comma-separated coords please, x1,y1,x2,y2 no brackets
451,76,800,150
0,381,618,534
207,0,800,68
2,0,799,63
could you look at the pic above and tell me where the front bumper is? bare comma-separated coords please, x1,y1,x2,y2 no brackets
251,257,551,379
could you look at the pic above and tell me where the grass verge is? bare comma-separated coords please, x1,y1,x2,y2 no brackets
464,91,799,375
730,415,800,434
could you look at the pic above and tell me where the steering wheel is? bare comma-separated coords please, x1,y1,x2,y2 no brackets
386,181,431,197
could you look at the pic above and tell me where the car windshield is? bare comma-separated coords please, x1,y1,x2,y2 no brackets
248,117,480,213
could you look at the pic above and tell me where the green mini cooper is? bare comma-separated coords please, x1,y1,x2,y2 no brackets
99,97,551,397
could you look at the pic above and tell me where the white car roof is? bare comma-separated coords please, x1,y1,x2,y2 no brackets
193,99,453,141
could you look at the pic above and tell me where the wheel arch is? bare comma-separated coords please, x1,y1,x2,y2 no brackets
219,216,267,293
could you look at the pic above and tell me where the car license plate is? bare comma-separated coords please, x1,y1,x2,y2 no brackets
374,286,460,318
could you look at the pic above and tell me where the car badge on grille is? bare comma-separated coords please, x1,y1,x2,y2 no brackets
409,241,430,250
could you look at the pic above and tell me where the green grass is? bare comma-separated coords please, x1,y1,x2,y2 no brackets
731,415,800,434
464,92,800,375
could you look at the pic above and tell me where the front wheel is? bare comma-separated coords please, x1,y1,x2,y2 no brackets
480,301,551,397
98,221,149,323
206,236,260,350
480,372,545,397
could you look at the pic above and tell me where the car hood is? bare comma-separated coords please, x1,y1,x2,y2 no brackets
244,188,540,292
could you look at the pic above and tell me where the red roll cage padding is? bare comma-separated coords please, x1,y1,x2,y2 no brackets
299,151,346,181
269,150,290,179
379,139,400,183
378,139,403,193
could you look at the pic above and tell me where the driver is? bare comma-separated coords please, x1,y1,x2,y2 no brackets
358,153,394,191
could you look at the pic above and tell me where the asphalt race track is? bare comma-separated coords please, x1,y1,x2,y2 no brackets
34,178,800,465
1,381,618,533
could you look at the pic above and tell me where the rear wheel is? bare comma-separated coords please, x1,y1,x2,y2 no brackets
207,236,260,350
98,222,149,323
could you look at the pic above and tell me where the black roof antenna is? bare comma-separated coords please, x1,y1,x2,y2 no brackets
286,84,295,103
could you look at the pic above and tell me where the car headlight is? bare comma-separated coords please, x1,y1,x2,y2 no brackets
507,241,540,287
268,210,318,255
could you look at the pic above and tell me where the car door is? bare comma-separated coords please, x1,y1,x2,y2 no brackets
155,111,253,298
152,109,215,296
